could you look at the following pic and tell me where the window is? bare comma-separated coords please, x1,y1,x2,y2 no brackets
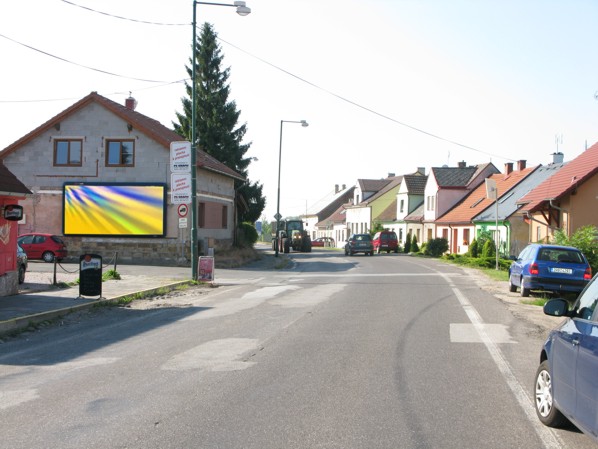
400,199,404,213
463,229,470,245
198,202,205,228
442,229,448,239
221,205,228,229
106,139,135,166
54,139,82,166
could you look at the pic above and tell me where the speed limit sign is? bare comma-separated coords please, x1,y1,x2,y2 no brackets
177,203,188,218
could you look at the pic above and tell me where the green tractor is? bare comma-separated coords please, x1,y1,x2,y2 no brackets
272,218,312,253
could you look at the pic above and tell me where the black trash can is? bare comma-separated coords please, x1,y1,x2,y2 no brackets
79,254,102,298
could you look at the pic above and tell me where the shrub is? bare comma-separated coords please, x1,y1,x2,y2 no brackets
553,225,598,274
404,233,412,253
468,238,479,257
237,222,258,247
481,239,496,258
425,238,449,257
411,234,420,253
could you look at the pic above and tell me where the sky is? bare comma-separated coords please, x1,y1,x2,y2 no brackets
1,0,597,221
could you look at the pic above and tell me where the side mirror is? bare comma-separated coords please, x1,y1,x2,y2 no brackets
543,298,571,317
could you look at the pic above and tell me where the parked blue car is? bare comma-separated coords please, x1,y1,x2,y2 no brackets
535,273,598,442
508,244,592,297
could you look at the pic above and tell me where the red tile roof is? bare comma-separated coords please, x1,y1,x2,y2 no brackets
0,92,244,181
436,165,538,224
517,143,598,212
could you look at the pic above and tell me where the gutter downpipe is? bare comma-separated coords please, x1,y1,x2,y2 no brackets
549,199,568,236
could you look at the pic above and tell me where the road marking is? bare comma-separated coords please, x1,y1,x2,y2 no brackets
161,338,259,372
440,273,564,449
450,323,516,344
0,389,39,410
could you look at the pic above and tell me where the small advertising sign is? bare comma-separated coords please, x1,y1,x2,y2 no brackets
198,256,215,282
171,173,192,204
79,254,103,298
170,141,192,172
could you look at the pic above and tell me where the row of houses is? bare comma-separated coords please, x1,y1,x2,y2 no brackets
302,147,598,257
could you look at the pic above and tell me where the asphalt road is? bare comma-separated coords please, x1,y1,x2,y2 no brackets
0,250,594,449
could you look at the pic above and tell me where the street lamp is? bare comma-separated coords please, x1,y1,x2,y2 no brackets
191,1,251,280
275,119,309,257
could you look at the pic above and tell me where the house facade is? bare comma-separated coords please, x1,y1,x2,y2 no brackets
0,92,244,265
345,176,395,235
516,146,598,243
422,161,499,243
393,170,427,245
436,161,537,255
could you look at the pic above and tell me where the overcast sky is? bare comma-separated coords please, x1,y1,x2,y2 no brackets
1,0,597,220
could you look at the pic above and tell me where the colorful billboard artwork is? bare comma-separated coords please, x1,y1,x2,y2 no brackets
63,183,166,237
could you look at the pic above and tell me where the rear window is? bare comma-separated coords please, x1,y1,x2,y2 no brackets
51,236,65,244
354,234,371,241
538,248,584,264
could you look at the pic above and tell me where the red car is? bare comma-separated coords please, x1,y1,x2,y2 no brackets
17,233,68,263
312,237,335,247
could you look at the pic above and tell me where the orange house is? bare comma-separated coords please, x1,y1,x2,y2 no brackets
0,161,31,296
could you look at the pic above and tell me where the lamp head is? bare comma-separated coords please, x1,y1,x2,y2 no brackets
234,1,251,15
300,120,309,127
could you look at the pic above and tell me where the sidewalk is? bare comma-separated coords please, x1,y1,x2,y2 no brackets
0,269,194,336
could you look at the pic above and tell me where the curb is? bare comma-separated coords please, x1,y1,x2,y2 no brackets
0,280,193,337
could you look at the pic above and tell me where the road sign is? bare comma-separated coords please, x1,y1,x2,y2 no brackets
171,173,192,204
177,203,188,218
274,213,282,220
179,218,188,228
170,141,192,172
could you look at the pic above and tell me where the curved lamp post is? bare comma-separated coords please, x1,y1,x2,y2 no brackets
275,119,309,257
191,1,250,280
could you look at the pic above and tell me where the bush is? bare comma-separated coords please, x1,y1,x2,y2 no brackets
237,222,258,247
468,238,479,257
404,233,412,253
482,239,496,258
411,234,420,253
553,225,598,275
425,238,449,257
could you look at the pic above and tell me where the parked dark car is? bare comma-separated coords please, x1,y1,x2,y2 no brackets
17,233,68,263
508,244,591,297
372,230,399,254
344,234,373,256
16,243,27,284
312,237,335,247
534,273,598,443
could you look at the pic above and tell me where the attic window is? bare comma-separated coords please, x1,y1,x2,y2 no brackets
54,139,82,167
106,139,135,167
498,191,514,204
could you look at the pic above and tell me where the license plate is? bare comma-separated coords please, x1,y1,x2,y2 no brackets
551,267,573,274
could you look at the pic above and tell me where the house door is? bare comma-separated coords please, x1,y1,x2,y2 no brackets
452,229,458,253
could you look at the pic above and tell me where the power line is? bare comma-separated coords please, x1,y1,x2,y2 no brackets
0,32,173,83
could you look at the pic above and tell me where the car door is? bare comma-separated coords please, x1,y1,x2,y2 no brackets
571,278,598,434
550,318,579,418
18,235,36,259
510,246,530,287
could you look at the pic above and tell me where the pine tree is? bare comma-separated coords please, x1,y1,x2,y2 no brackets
173,22,265,223
404,233,412,253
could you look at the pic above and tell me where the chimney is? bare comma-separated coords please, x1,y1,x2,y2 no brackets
417,167,425,175
342,184,346,190
335,184,339,193
125,95,137,111
504,162,513,175
388,173,395,178
458,161,467,169
517,160,526,171
551,152,564,164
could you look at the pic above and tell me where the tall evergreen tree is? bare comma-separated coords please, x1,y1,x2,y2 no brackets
173,22,265,223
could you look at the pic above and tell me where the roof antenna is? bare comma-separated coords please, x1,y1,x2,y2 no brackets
555,134,563,152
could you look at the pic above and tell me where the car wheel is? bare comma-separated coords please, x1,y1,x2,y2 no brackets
520,278,530,297
18,265,26,284
509,277,517,293
534,360,567,428
42,251,55,263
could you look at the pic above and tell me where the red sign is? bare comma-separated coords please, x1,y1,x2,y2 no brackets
177,204,188,218
198,256,214,282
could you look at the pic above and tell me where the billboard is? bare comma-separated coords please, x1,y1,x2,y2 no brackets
63,183,166,237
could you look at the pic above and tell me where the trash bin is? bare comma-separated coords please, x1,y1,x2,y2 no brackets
79,254,102,298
